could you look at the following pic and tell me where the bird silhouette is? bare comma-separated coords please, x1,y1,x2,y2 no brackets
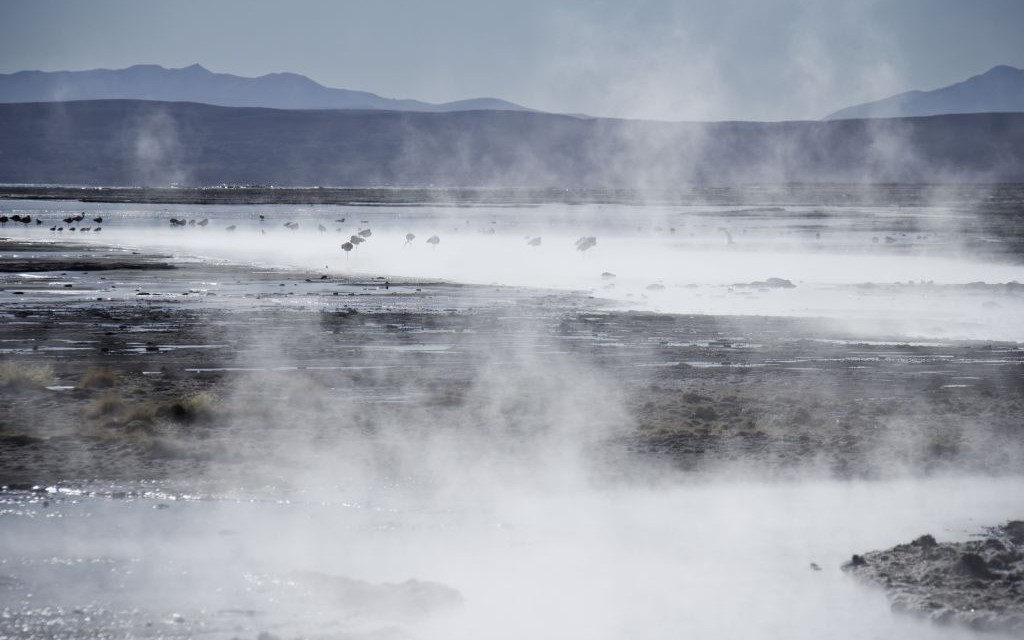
575,236,597,252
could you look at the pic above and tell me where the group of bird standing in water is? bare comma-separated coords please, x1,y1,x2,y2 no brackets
161,212,584,256
0,212,104,233
3,210,602,256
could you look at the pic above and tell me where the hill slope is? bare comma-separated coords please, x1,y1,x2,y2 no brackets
826,65,1024,120
0,100,1021,186
0,64,529,113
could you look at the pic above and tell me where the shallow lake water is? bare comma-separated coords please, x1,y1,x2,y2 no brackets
4,194,1024,341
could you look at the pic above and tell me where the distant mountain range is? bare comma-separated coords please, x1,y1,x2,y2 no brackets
826,65,1024,120
3,62,1022,122
1,63,1022,187
0,64,530,113
1,100,1021,186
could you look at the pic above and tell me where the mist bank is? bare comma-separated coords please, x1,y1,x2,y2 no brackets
1,100,1023,187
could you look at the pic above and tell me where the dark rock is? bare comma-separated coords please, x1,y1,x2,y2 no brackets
982,538,1006,552
845,521,1024,634
1005,521,1024,545
841,554,867,571
955,553,995,579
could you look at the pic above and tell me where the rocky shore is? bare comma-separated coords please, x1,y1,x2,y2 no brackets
843,522,1024,635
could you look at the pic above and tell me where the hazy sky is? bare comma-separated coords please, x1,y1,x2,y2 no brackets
1,0,1022,121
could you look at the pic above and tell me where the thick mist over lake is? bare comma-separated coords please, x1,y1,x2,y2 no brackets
6,194,1024,340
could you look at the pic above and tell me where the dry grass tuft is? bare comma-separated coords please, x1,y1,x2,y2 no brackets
159,391,221,424
85,391,124,419
0,361,56,388
79,366,119,390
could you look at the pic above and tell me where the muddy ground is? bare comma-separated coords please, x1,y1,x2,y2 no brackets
3,237,1023,490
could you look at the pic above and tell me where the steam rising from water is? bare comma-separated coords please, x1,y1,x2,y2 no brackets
2,193,1023,638
7,196,1024,340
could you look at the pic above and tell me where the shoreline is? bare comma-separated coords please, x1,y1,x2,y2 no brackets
4,182,1024,207
3,235,1023,488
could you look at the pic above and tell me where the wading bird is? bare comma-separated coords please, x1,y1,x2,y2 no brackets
405,233,416,244
426,235,440,247
575,236,597,252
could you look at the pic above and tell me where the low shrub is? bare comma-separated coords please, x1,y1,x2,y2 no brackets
159,391,220,424
79,366,119,389
0,361,56,388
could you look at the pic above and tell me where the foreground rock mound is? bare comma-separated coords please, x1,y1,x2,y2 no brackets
843,521,1024,634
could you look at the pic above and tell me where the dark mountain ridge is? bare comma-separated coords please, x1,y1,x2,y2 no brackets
0,64,529,113
1,100,1021,187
